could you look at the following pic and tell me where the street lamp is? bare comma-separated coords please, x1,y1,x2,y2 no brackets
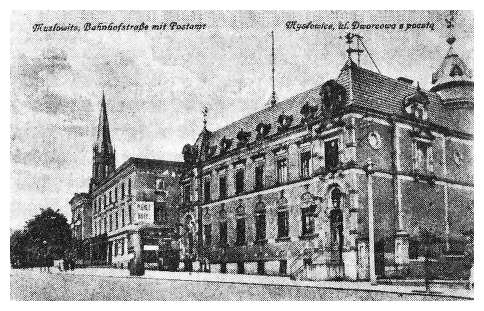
42,240,47,272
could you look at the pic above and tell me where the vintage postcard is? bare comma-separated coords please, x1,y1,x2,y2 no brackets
10,10,474,300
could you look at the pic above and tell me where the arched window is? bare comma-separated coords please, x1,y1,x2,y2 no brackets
235,201,246,245
254,199,266,242
329,187,344,263
219,204,228,247
277,191,289,238
301,192,316,236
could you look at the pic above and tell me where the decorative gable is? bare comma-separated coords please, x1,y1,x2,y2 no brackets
320,80,346,116
277,114,293,132
255,122,271,140
219,136,232,154
236,129,251,147
402,84,430,121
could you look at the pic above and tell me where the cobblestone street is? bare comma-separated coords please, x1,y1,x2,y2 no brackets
10,269,471,301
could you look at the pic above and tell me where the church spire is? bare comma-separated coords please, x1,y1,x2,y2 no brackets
95,90,113,154
90,91,116,192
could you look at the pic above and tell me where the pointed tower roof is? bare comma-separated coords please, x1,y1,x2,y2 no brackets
94,91,113,154
431,51,472,87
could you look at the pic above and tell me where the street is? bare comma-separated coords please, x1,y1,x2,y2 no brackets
10,269,469,301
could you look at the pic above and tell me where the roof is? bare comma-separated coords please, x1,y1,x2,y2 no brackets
340,61,473,134
207,84,323,147
93,157,184,192
198,60,472,153
431,52,472,86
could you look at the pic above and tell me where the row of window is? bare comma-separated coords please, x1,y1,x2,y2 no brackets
93,205,132,236
184,139,339,204
203,188,343,247
93,179,132,214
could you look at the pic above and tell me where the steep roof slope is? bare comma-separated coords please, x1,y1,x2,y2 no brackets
200,61,472,151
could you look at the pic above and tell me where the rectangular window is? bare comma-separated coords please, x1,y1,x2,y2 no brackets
121,238,125,255
255,212,266,241
235,169,245,194
236,218,246,245
103,218,107,234
121,209,125,227
300,151,311,178
121,183,125,199
324,139,339,169
156,178,165,191
276,158,288,184
128,205,132,224
204,178,211,203
128,179,132,196
204,224,212,247
99,197,102,211
114,240,118,256
115,212,118,230
103,195,107,209
115,187,118,202
277,210,289,238
415,141,433,173
109,214,113,232
255,165,264,190
219,176,227,199
219,222,228,246
301,207,315,235
109,191,112,204
183,184,191,203
94,221,97,237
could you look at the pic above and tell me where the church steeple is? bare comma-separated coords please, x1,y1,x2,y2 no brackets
90,92,116,192
95,91,113,154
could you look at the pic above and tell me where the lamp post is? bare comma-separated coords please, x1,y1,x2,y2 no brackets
42,240,47,272
364,158,377,285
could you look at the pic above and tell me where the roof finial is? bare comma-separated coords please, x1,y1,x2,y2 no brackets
202,106,208,129
445,10,457,47
270,30,277,106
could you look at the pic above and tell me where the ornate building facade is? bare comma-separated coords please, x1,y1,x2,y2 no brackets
178,36,473,280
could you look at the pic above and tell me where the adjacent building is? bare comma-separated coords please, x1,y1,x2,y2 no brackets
178,35,473,280
69,192,92,264
72,93,183,268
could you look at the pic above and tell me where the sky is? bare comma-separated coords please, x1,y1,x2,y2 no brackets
10,10,473,230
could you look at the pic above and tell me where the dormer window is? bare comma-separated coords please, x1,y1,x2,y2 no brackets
277,114,293,132
255,122,271,140
319,80,346,116
450,64,463,77
219,136,232,154
402,84,430,121
236,129,251,147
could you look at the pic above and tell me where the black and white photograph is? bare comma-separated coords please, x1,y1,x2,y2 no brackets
9,9,474,301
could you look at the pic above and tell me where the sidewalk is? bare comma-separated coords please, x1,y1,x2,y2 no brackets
51,267,473,300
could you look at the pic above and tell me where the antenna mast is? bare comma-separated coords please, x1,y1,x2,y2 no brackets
270,31,277,106
343,33,381,74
